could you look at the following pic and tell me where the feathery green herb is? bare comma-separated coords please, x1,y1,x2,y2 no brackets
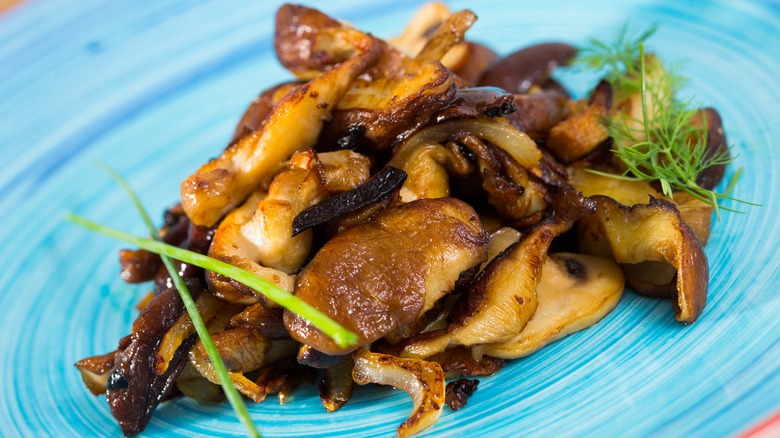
575,23,659,99
98,165,260,438
576,26,756,216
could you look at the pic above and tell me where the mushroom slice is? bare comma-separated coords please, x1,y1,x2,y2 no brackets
546,80,612,164
352,349,445,438
176,363,225,403
479,42,578,94
284,198,488,355
402,189,595,359
181,26,380,226
577,195,708,323
408,9,477,69
567,167,714,245
228,303,288,340
106,283,202,436
389,3,496,83
506,90,570,140
390,2,451,56
402,189,594,358
485,253,624,359
208,149,371,304
319,358,355,412
231,81,301,144
324,61,456,151
75,350,120,395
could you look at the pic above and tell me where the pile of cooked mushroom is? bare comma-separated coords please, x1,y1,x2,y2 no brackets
75,3,726,437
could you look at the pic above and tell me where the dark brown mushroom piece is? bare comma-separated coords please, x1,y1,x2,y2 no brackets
319,358,355,412
479,42,577,94
692,107,729,190
505,90,570,140
106,280,204,437
445,379,479,411
320,61,457,152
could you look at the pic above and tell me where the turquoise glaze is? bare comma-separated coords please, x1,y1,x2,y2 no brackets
1,1,778,436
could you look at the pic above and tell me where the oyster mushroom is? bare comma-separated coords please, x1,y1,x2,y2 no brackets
389,2,497,84
485,253,624,359
207,149,372,305
546,80,612,164
577,195,708,323
284,197,489,355
479,42,577,94
322,61,457,151
567,166,714,245
181,22,380,226
402,189,596,358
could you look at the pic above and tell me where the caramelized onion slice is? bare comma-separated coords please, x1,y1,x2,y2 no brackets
485,253,624,359
400,117,541,169
156,293,224,375
578,196,708,323
352,349,445,438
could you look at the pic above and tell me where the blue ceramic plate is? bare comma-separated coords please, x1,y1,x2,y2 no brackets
1,0,779,436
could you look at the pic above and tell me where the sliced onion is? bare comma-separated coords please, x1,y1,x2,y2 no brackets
156,293,223,375
352,349,445,438
399,118,541,168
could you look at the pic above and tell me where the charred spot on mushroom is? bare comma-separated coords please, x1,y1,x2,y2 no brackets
445,379,479,411
561,256,586,280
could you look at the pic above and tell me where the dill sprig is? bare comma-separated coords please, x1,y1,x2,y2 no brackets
96,165,260,438
575,23,659,98
576,26,757,217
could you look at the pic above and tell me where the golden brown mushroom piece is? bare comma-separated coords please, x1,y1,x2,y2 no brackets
322,61,457,151
485,253,624,359
284,197,489,356
577,195,708,323
180,20,380,226
352,349,446,438
567,166,714,245
389,2,497,84
401,189,596,359
207,149,371,305
545,80,612,164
